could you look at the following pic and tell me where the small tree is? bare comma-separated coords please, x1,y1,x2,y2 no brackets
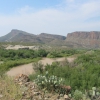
33,61,44,74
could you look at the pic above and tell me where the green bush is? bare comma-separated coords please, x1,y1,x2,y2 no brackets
0,49,48,61
73,90,83,100
40,50,100,91
33,61,44,74
34,71,64,92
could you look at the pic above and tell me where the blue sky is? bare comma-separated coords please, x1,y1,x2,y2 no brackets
0,0,100,36
0,0,62,14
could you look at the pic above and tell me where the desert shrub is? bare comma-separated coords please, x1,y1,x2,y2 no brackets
0,49,48,61
29,49,100,99
47,49,80,58
73,90,83,100
61,49,78,56
41,52,100,91
29,72,39,81
47,51,62,58
33,61,44,74
0,75,22,100
34,71,64,92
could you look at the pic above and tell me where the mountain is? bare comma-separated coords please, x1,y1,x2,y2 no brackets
0,29,37,42
38,33,66,40
1,30,100,48
37,33,66,44
0,29,66,44
66,31,100,48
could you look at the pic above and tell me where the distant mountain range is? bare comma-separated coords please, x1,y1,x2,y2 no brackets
0,29,66,44
66,31,100,48
0,29,100,48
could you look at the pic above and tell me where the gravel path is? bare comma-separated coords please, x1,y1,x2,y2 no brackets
6,57,75,77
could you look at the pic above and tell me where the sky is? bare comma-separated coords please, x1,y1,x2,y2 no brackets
0,0,100,36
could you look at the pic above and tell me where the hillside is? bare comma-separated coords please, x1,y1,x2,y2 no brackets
1,30,100,48
66,31,100,48
0,29,36,42
0,29,66,44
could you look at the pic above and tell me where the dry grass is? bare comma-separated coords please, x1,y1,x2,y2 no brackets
0,76,22,100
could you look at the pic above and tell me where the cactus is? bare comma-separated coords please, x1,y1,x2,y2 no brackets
92,87,96,91
96,92,100,96
68,94,71,98
87,87,100,99
34,72,64,92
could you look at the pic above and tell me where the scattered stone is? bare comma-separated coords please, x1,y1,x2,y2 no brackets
64,94,70,100
14,74,71,100
0,94,3,98
15,74,30,84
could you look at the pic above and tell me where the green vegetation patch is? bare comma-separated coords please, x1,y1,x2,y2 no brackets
0,76,22,100
30,50,100,92
0,49,48,75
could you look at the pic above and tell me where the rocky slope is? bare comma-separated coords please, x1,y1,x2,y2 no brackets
38,33,66,40
66,31,100,48
1,30,100,48
0,29,66,44
0,74,70,100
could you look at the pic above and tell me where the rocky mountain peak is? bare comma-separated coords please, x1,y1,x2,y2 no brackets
66,31,100,48
67,31,100,39
0,29,66,43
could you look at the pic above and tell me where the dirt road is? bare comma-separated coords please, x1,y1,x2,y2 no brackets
6,57,75,77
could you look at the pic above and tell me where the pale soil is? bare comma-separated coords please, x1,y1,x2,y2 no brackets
6,57,75,77
6,45,39,50
0,61,3,64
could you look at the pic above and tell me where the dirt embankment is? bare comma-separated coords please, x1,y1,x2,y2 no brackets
6,57,75,77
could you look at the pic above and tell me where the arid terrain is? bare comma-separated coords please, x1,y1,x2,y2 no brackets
6,57,75,76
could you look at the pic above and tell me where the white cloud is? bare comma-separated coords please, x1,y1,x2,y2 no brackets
18,6,34,14
0,0,100,36
79,1,100,19
65,0,74,3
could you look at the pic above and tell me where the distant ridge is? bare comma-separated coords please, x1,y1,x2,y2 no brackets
66,31,100,48
1,30,100,48
0,29,66,44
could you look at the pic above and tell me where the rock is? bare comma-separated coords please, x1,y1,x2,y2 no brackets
14,74,72,100
18,82,23,85
15,74,30,84
64,94,69,100
59,94,63,97
33,92,40,96
60,85,71,94
0,94,3,98
31,85,35,89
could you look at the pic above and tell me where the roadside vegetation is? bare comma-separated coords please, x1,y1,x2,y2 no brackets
0,49,48,75
30,49,100,99
1,47,100,99
0,48,81,75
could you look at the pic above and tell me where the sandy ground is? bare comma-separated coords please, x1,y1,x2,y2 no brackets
6,57,75,77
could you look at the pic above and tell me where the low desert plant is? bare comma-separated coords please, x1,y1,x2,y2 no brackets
87,87,100,99
73,90,83,100
33,61,44,74
34,71,64,92
0,75,22,100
